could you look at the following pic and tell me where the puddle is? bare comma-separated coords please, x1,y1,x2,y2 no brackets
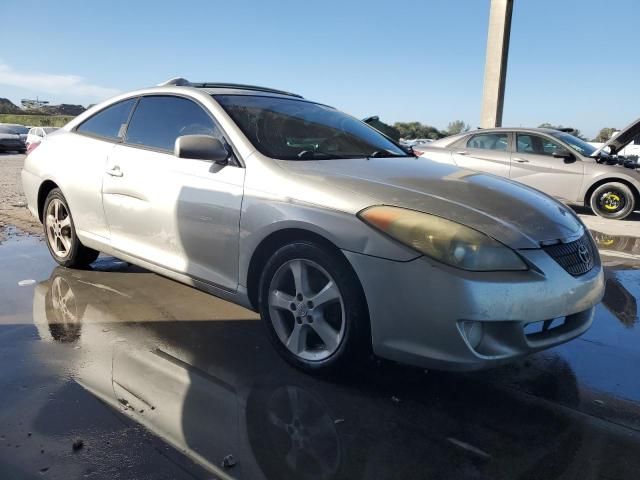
2,230,640,478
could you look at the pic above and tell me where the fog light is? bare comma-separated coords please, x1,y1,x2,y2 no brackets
461,321,484,349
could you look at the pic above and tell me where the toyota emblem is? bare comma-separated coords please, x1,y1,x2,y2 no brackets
577,244,591,265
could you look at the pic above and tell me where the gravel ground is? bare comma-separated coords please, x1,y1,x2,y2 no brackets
0,153,42,240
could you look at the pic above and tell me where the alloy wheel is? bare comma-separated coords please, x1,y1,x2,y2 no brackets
46,198,73,257
268,259,345,361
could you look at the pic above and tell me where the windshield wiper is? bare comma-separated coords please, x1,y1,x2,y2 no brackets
368,150,406,158
297,150,343,159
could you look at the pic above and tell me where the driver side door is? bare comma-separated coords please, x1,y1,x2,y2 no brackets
102,95,245,291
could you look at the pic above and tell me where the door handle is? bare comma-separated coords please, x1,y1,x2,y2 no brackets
106,166,123,177
513,157,529,163
456,151,469,155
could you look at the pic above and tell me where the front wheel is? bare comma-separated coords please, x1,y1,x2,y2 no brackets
589,182,636,220
43,188,100,267
258,241,370,374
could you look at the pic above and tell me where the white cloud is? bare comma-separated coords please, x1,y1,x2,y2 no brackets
0,61,120,102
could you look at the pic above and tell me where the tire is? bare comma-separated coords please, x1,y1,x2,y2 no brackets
258,241,370,374
589,182,636,220
43,188,100,268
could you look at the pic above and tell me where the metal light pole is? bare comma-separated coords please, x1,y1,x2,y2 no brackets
480,0,514,128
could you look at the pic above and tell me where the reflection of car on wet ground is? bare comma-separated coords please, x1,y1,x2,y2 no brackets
417,119,640,219
592,230,640,259
22,78,604,374
30,265,640,480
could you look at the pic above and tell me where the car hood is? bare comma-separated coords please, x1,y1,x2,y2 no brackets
592,117,640,156
281,157,583,249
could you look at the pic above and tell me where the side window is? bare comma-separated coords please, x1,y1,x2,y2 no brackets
77,99,136,141
466,133,508,152
125,96,221,152
634,134,640,146
516,134,535,153
517,134,562,156
36,128,45,137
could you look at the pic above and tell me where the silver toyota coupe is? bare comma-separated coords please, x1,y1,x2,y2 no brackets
21,79,605,373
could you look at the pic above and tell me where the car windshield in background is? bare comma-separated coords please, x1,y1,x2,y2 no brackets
0,126,20,134
214,95,408,160
549,131,598,156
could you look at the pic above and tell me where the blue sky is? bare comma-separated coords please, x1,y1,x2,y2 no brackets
1,0,638,139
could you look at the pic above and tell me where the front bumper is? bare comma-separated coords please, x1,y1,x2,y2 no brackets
343,248,604,371
0,140,25,151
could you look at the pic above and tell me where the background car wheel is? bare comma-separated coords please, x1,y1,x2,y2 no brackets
590,182,636,220
43,188,100,268
259,241,370,374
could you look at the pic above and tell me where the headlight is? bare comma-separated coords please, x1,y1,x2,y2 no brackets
358,206,527,271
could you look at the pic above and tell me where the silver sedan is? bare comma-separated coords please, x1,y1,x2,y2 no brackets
21,79,604,373
416,122,640,220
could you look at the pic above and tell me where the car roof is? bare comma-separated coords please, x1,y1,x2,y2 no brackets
466,127,564,135
157,77,304,99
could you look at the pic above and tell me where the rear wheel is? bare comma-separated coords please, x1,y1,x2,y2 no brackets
590,182,635,220
259,241,370,374
43,188,100,267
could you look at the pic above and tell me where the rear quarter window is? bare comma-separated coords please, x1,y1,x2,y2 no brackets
76,99,137,141
466,133,508,151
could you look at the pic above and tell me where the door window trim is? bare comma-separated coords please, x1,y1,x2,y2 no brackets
121,93,243,167
73,93,243,167
516,132,567,157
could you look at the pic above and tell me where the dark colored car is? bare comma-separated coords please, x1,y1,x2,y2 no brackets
0,125,27,153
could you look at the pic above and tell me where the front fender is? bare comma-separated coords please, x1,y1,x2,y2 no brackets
582,169,640,201
238,195,419,287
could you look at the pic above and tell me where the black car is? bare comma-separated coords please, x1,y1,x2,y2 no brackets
0,125,27,153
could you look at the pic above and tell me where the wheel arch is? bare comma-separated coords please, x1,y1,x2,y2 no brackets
37,179,60,221
246,227,363,312
584,177,640,208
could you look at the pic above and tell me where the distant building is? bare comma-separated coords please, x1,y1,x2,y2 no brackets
21,98,50,109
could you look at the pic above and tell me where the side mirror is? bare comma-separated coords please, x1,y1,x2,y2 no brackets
552,149,575,163
175,135,229,164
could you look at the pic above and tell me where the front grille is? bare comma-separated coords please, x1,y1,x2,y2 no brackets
543,233,596,276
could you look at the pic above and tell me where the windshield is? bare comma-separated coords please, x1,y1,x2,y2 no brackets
549,131,598,156
0,126,20,134
214,95,408,160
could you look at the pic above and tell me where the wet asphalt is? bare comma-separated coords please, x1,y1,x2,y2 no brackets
1,228,640,479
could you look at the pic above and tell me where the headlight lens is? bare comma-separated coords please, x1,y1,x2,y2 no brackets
358,206,527,271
